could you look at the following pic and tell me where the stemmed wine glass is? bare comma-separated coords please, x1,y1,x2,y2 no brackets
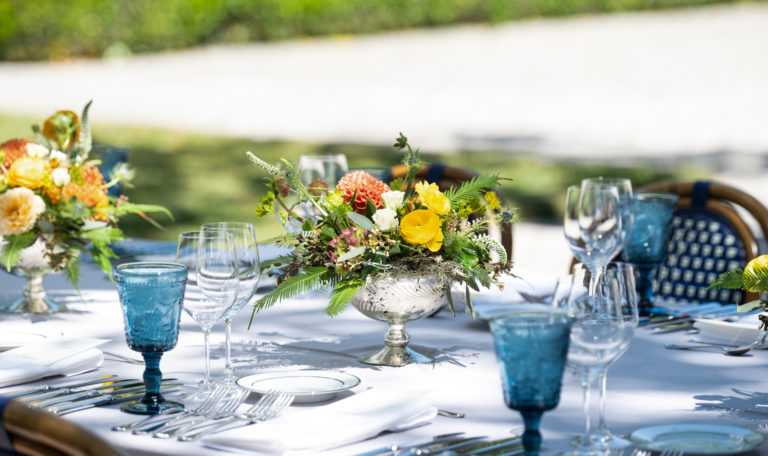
489,311,572,456
564,184,623,299
114,262,187,414
176,231,239,392
581,177,633,252
556,263,637,456
201,222,261,381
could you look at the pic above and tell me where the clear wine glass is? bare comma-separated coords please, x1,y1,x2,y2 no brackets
201,222,261,381
176,231,238,392
567,262,639,451
489,311,572,456
114,262,187,414
556,262,636,456
581,177,633,250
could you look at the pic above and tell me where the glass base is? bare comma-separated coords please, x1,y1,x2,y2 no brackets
569,431,633,450
121,400,184,415
358,346,433,367
3,296,62,314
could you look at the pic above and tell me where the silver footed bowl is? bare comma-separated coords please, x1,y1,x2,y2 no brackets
351,275,446,367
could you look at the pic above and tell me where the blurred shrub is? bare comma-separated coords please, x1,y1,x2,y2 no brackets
0,0,743,60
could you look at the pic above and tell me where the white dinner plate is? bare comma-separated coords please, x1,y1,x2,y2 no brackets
628,423,766,454
236,369,361,403
0,332,47,351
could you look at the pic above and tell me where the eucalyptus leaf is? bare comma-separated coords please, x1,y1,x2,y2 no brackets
346,212,374,231
337,246,365,262
737,300,766,313
1,233,37,270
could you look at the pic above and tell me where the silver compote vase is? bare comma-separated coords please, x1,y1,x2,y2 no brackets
0,238,76,314
351,275,446,367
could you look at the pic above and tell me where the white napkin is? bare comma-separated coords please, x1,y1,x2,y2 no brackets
693,314,767,346
0,338,106,387
203,388,437,455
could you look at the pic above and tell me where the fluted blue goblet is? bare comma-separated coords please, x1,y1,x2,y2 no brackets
115,262,187,414
621,192,678,315
490,312,572,456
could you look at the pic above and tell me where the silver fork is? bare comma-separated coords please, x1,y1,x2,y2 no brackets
177,391,294,441
659,449,684,456
129,386,229,434
152,388,249,439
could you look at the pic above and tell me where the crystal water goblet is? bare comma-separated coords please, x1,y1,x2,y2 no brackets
566,262,639,450
564,184,623,298
115,262,187,414
581,177,634,250
620,192,678,315
490,311,572,456
201,222,261,381
557,263,636,456
176,231,239,391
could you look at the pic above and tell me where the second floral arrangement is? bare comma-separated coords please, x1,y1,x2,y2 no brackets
249,134,516,318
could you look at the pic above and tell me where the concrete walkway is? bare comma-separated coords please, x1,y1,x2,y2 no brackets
1,3,767,274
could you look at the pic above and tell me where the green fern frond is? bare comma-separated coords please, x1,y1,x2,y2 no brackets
261,233,299,247
709,269,746,290
259,255,296,274
472,235,507,265
444,175,500,210
325,279,364,317
249,267,328,326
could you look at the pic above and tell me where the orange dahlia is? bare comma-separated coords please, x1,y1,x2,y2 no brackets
335,171,391,214
0,139,33,170
59,163,109,209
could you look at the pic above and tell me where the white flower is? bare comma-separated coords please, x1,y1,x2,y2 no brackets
372,208,398,231
25,143,49,158
49,150,68,164
111,162,135,183
381,191,405,210
51,168,71,187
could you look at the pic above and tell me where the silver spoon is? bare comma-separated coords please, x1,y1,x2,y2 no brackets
665,342,756,356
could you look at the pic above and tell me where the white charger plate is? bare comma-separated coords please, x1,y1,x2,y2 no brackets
0,332,47,351
628,423,765,454
236,369,360,404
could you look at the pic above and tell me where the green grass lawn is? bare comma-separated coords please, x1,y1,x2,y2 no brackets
0,112,708,241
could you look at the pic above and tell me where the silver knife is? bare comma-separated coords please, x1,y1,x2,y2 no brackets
22,378,136,403
398,437,488,456
30,381,147,407
354,433,468,456
45,384,182,415
4,375,119,399
448,436,522,455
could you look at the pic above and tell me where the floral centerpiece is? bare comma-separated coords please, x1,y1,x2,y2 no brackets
0,102,169,312
710,255,768,334
248,133,516,321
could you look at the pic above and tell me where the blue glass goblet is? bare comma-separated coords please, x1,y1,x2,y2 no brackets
620,192,678,315
489,312,572,456
115,262,187,415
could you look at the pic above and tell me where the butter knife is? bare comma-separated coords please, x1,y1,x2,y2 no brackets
398,436,488,456
5,375,118,399
22,378,136,403
354,433,468,456
45,384,182,415
30,381,147,407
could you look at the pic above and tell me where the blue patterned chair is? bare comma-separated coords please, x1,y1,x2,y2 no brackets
640,181,768,305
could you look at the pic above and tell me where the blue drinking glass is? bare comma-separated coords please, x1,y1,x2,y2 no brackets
489,312,572,456
115,262,187,414
620,192,678,315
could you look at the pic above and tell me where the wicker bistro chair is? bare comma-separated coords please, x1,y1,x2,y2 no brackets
388,163,514,264
638,181,768,305
0,396,125,456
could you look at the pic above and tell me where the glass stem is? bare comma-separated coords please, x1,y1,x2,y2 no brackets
203,329,211,384
224,318,233,377
578,374,593,451
520,409,543,456
598,370,608,432
141,352,164,408
636,265,656,316
587,265,603,298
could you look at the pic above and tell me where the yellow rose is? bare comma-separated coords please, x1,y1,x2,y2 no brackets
0,187,46,236
7,156,48,189
414,181,450,215
745,255,768,291
400,209,443,252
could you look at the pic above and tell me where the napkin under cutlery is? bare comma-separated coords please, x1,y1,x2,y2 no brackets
0,338,106,388
203,388,437,455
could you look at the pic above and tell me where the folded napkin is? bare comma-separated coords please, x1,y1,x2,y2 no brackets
694,314,767,346
0,338,106,387
204,388,437,455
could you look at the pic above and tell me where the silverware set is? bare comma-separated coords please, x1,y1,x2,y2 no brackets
5,375,182,416
114,385,293,441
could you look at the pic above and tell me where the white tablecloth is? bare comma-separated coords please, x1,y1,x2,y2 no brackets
1,256,766,456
